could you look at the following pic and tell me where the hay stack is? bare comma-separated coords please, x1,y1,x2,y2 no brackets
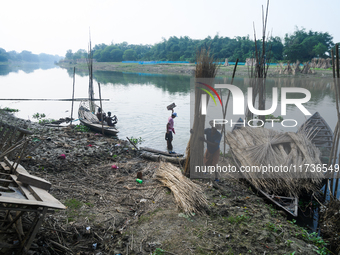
156,162,208,215
301,62,315,74
226,127,323,197
184,48,219,177
245,58,256,66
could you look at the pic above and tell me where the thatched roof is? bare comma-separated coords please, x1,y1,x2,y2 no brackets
226,127,323,197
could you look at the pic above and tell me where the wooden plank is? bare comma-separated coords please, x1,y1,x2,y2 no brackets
27,185,65,209
259,190,298,217
0,178,13,183
140,147,184,157
0,162,10,171
17,173,51,191
11,175,37,201
0,193,66,209
4,157,29,175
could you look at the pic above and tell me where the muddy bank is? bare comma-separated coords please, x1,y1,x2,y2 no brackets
0,111,329,254
57,62,334,78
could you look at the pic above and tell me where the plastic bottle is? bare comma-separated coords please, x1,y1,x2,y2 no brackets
136,178,143,184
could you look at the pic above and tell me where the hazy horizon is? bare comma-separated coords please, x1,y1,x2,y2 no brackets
1,0,339,57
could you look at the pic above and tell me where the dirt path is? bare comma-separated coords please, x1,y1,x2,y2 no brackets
0,111,329,254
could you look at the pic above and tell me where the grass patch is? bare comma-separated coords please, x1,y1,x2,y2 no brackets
1,107,19,113
74,124,90,132
227,214,250,224
65,198,83,209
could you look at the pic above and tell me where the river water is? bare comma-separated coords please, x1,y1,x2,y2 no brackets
1,63,339,231
0,64,338,156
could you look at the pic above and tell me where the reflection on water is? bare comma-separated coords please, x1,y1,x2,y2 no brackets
0,62,58,75
65,68,191,94
0,67,339,155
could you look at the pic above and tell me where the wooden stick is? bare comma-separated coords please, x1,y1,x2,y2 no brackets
126,137,139,151
70,67,76,125
0,98,108,101
336,43,339,79
49,239,73,253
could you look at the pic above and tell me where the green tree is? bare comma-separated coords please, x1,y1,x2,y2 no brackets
123,49,137,61
110,49,123,62
65,50,73,60
0,48,8,62
313,42,328,58
284,27,333,62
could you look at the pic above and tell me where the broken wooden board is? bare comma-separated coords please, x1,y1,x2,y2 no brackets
259,189,298,217
17,172,51,191
0,162,10,172
8,175,65,210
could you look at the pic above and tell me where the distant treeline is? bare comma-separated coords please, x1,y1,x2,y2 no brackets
64,28,335,63
0,48,62,63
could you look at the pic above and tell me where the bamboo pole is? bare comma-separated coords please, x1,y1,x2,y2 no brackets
337,43,340,79
0,98,109,101
325,49,336,200
70,67,76,125
334,44,340,199
220,59,239,159
98,82,104,135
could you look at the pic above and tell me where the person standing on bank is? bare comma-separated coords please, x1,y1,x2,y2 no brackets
166,109,177,154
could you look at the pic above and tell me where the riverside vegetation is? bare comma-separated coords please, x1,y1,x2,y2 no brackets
0,109,331,254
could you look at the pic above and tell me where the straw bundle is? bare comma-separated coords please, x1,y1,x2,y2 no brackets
227,127,323,197
156,162,208,215
184,48,219,177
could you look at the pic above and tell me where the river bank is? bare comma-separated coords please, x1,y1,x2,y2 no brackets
57,61,334,78
0,110,330,254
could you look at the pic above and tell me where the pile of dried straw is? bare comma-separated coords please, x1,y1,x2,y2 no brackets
155,162,208,215
227,127,324,197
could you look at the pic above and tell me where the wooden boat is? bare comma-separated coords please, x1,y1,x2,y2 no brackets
259,190,298,217
298,111,333,163
78,39,119,136
78,101,118,136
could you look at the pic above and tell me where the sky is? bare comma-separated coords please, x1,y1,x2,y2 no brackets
1,0,340,57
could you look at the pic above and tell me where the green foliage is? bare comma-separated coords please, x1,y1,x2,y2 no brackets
0,47,61,63
152,248,165,255
286,219,330,254
32,113,46,119
32,113,55,124
64,198,83,209
1,107,19,112
265,114,284,122
227,214,249,224
74,124,90,132
63,28,334,64
129,136,144,145
123,49,137,61
284,27,333,62
266,204,278,217
266,222,280,232
285,239,294,247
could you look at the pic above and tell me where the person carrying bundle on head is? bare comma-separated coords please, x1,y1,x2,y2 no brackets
165,108,177,154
